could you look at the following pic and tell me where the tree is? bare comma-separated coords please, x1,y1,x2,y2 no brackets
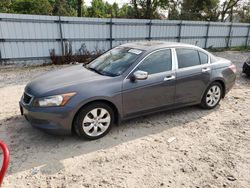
52,0,76,16
112,3,120,18
11,0,53,15
77,0,83,17
130,0,169,19
219,0,241,22
0,0,12,13
0,0,247,22
180,0,219,21
87,0,107,17
236,1,250,23
131,0,139,18
168,0,181,20
119,4,135,18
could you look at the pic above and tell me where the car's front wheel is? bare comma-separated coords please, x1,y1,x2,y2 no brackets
200,82,223,109
74,102,114,140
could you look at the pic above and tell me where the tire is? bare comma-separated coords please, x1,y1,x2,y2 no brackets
74,102,114,140
200,82,223,109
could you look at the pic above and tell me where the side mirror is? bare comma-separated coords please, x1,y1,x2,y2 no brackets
131,70,148,81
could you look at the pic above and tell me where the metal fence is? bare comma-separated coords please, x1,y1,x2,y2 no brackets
0,13,250,64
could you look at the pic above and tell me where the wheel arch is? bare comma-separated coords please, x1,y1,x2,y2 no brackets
213,79,226,98
71,99,121,133
201,78,226,102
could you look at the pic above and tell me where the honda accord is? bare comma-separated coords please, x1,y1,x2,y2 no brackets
20,42,236,139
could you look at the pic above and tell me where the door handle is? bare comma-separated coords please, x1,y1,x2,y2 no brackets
164,75,175,81
202,67,211,73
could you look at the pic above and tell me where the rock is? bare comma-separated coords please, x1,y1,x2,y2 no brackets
227,175,236,181
168,137,176,143
31,168,39,175
233,96,240,100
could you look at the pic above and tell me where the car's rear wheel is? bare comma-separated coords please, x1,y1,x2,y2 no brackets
74,102,114,140
200,82,223,109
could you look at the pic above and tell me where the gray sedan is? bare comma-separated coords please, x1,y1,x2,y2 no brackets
20,42,236,139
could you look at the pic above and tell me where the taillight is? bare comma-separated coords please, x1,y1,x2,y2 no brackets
229,64,237,73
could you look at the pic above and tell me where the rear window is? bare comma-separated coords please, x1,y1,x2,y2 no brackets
176,48,200,68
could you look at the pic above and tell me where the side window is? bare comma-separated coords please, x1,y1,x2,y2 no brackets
199,51,209,64
176,48,200,68
135,49,172,75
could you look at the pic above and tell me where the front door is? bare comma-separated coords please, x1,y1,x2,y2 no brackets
122,49,176,117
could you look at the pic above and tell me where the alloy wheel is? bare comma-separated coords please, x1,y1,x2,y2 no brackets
82,108,111,137
206,85,221,107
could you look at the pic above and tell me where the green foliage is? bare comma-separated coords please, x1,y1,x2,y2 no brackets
86,0,107,17
119,4,135,18
51,0,76,16
237,1,250,23
0,0,249,23
180,0,219,21
130,0,169,19
11,0,53,15
0,0,12,13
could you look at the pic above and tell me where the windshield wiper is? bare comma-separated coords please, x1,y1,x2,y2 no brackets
87,67,105,75
88,67,118,77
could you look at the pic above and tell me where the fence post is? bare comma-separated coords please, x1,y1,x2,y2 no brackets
0,17,2,65
147,19,152,41
204,22,210,49
0,50,2,65
226,22,233,48
109,18,113,49
58,15,64,56
245,25,250,48
178,21,182,42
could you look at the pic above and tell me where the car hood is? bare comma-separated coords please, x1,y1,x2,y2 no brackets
25,64,109,96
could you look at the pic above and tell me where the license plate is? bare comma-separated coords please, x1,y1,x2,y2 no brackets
20,104,23,115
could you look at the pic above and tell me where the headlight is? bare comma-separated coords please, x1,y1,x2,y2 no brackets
36,92,76,107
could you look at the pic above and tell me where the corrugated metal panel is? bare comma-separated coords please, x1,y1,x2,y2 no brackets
231,26,248,37
180,38,206,48
207,38,227,48
231,37,246,47
0,13,250,63
0,13,60,60
181,21,208,37
113,18,149,39
208,22,231,37
151,20,180,38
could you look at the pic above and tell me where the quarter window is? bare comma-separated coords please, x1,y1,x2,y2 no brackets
135,49,172,74
199,51,208,64
176,49,200,68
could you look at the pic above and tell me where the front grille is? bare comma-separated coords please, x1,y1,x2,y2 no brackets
23,92,33,105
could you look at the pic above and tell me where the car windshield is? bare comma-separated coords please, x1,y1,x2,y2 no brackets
86,47,143,77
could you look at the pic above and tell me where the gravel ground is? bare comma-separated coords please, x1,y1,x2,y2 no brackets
0,51,250,188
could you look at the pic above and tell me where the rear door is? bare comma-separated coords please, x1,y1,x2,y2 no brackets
175,48,211,105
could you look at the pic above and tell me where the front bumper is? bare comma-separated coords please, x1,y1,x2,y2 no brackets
19,101,73,135
243,62,250,76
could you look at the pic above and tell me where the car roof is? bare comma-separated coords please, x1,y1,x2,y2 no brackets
120,41,201,51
